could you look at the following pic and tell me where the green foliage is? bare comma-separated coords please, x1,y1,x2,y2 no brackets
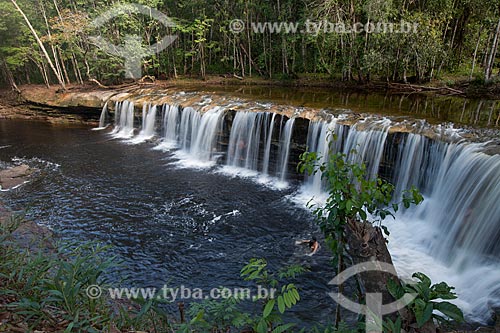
298,142,423,263
187,295,252,331
1,0,499,86
387,272,464,329
0,218,175,332
181,258,305,333
241,258,304,333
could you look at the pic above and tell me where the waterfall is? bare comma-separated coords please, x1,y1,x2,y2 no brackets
342,118,391,178
262,113,277,176
142,104,147,130
130,104,158,143
388,139,500,320
93,102,109,130
227,112,266,170
298,119,500,322
101,97,499,321
108,100,298,184
142,104,158,138
179,107,201,151
277,118,295,181
162,105,180,148
304,119,340,195
397,140,500,260
223,112,295,185
112,100,135,139
188,107,225,162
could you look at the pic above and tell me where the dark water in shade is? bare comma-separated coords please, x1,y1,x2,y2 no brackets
0,119,345,326
194,85,499,128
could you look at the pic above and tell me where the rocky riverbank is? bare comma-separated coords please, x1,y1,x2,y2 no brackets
0,163,53,252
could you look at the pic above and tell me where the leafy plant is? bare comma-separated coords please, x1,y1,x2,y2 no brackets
181,259,305,333
185,294,251,332
387,272,464,329
241,258,305,333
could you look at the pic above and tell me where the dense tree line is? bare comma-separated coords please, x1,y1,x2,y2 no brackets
0,0,499,89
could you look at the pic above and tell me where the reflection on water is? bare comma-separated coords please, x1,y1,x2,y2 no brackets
193,85,499,128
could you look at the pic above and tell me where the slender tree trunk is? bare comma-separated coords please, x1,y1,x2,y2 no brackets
2,60,21,93
487,101,495,126
485,18,500,81
38,0,65,85
58,47,71,84
39,58,50,88
470,26,483,80
10,0,66,89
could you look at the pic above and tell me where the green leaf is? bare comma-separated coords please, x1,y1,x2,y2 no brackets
190,309,204,324
272,323,296,333
256,318,268,333
434,301,464,322
387,279,404,299
431,282,457,300
416,303,433,327
291,287,300,302
392,203,399,213
381,225,390,236
346,200,353,211
283,292,292,308
413,272,431,289
277,295,285,314
263,299,275,318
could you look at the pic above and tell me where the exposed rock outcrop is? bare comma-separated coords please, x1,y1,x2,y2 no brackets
0,164,33,191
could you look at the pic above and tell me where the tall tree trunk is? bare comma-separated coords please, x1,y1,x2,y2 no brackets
38,0,65,85
2,60,21,93
470,25,483,80
10,0,66,89
58,47,71,84
485,18,500,81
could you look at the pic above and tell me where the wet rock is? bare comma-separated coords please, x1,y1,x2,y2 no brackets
0,164,33,190
10,220,54,253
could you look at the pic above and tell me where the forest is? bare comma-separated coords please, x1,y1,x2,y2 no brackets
0,0,499,89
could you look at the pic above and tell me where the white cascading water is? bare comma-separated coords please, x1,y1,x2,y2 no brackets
112,100,135,139
342,118,392,178
387,136,500,321
161,104,180,149
301,121,500,323
179,107,201,152
92,102,109,130
105,98,499,322
130,104,157,143
188,107,225,163
262,113,277,176
227,112,265,170
303,119,343,197
277,118,295,182
224,112,296,187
